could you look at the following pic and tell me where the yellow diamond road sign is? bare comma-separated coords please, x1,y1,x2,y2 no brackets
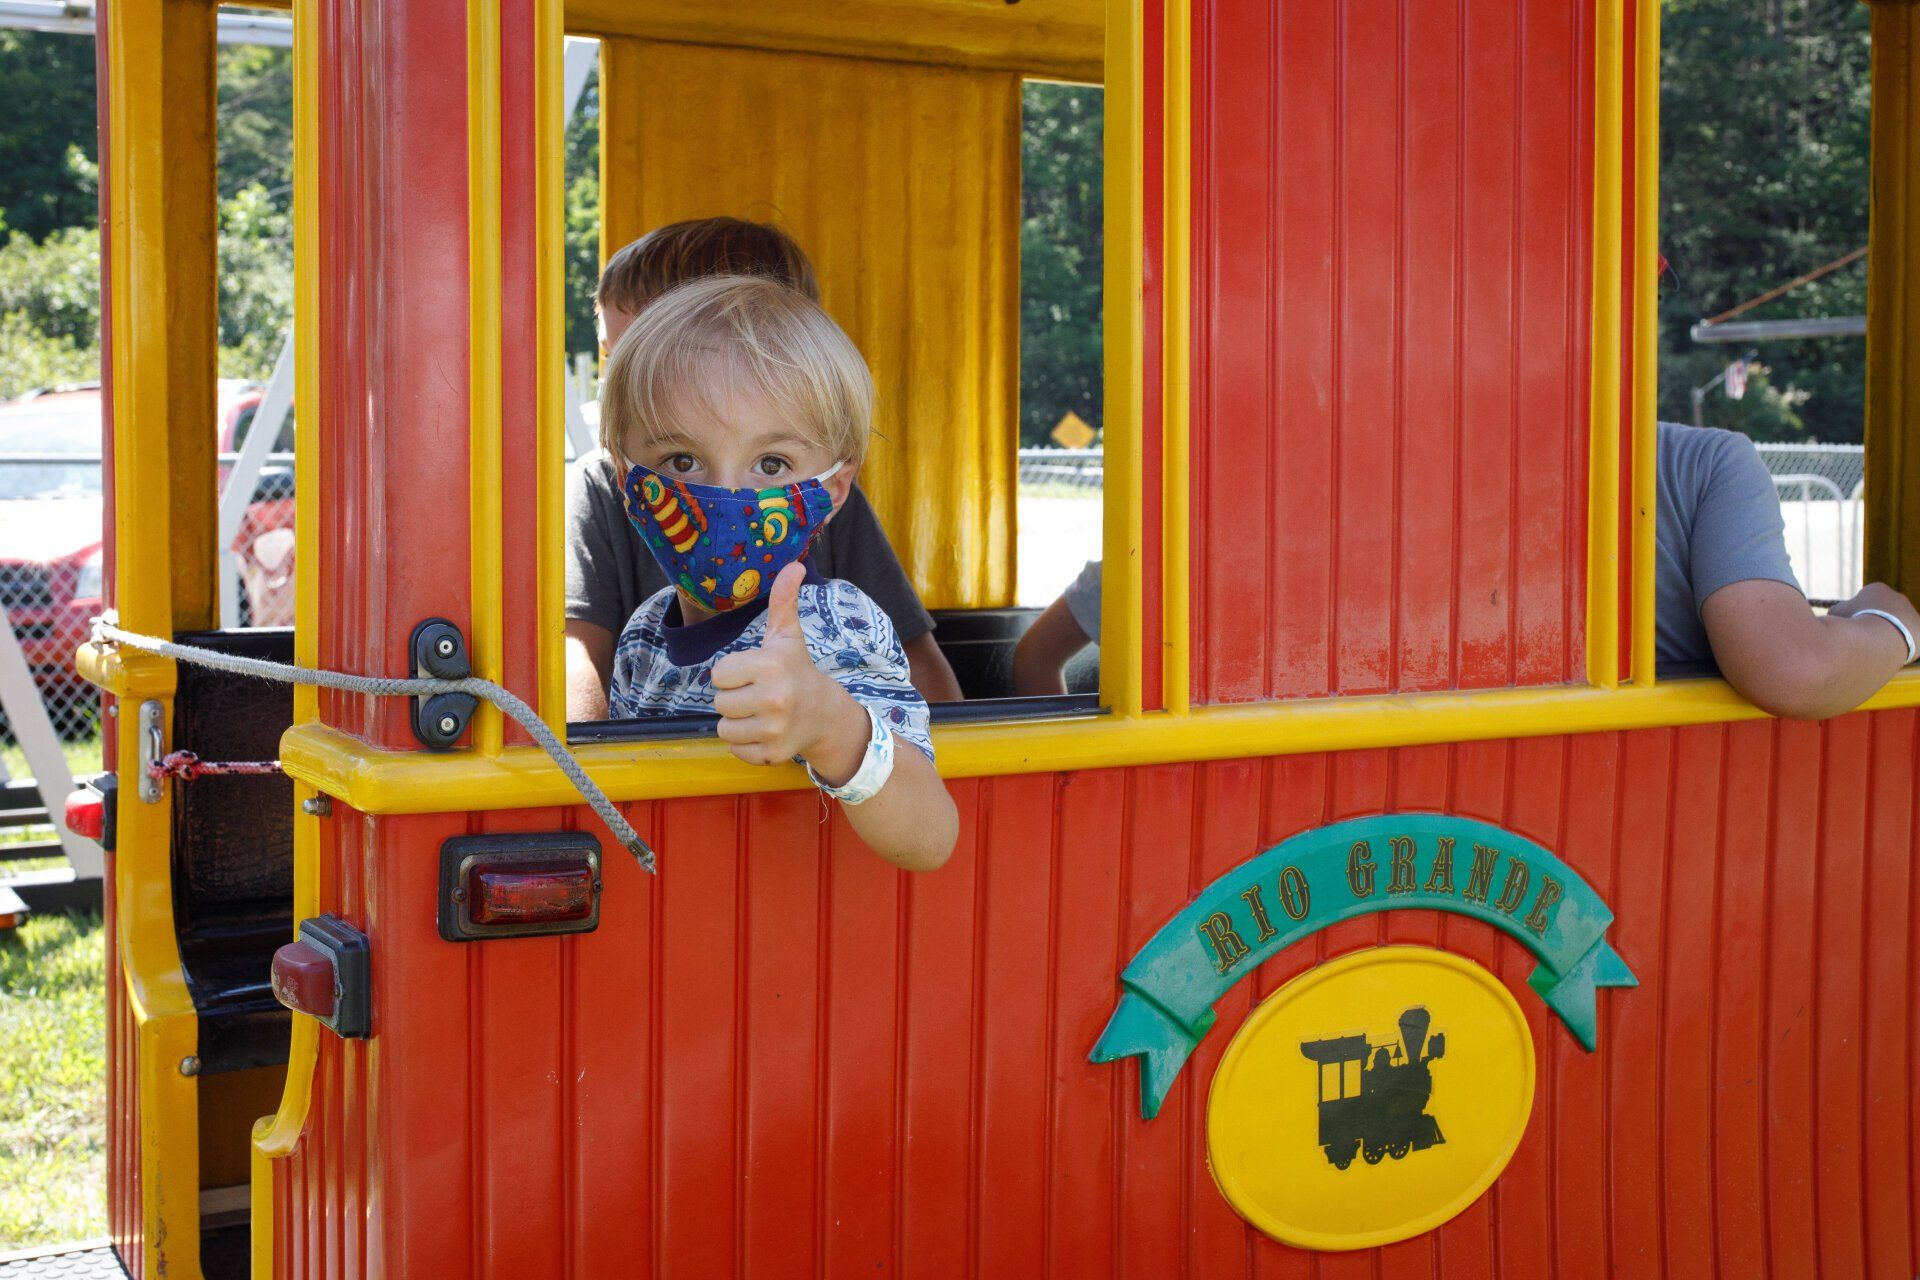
1050,411,1096,450
1205,945,1536,1252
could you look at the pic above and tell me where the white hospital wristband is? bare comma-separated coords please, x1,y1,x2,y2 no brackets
1856,608,1919,666
806,705,896,805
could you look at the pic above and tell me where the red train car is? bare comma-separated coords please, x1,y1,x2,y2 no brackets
71,0,1920,1275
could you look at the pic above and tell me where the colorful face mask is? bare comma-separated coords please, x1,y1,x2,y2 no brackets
621,459,842,612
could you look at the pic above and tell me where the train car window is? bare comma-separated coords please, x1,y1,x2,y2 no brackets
562,42,1109,742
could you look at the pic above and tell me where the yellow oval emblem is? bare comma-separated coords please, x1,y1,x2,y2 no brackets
1206,945,1535,1252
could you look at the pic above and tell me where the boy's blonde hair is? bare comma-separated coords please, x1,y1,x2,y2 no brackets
599,274,873,469
597,217,820,317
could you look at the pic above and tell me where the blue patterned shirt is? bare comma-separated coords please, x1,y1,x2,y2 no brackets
608,570,934,762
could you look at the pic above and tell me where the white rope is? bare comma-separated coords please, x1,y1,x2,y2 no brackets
88,618,656,872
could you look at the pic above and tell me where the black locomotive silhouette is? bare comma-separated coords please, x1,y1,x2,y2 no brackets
1299,1007,1447,1171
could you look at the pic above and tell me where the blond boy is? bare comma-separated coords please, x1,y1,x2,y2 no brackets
600,274,956,871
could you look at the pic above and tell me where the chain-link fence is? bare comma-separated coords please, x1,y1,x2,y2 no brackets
1754,443,1865,603
1019,447,1104,489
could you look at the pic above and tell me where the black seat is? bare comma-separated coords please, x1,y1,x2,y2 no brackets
168,628,295,1074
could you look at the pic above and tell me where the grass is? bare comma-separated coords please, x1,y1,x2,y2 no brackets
0,732,104,788
0,909,106,1250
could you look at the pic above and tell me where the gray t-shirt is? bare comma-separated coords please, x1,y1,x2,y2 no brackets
564,448,935,643
1655,421,1802,674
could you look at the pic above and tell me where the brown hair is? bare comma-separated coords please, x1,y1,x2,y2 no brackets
596,217,821,317
599,275,873,469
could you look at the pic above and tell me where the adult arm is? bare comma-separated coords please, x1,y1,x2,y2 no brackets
1011,596,1092,697
904,632,964,703
564,619,615,722
1701,579,1918,720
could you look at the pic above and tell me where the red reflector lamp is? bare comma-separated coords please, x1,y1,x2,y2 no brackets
269,916,370,1039
468,865,596,925
270,939,338,1020
63,791,103,841
439,832,603,942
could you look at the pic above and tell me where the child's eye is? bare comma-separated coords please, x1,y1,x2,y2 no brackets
753,456,791,478
661,453,699,475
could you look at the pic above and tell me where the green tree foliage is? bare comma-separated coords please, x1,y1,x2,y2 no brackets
1020,82,1103,447
0,221,100,400
1660,0,1869,441
563,71,602,357
0,33,98,242
217,45,294,206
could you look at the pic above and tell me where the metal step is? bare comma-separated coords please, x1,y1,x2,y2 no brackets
0,1243,127,1278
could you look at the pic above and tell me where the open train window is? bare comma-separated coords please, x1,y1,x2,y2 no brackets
560,38,1109,743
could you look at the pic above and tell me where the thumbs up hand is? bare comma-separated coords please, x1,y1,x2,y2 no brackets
710,563,870,780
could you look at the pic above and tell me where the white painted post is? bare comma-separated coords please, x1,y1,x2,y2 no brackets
218,328,295,627
0,600,98,880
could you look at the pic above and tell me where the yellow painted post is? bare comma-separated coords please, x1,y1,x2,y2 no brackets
1629,0,1661,685
469,0,506,755
100,0,217,1272
537,0,567,728
1160,0,1191,715
1586,0,1624,690
1866,1,1920,595
1101,0,1144,716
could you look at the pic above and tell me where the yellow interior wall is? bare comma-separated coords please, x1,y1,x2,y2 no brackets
598,38,1020,610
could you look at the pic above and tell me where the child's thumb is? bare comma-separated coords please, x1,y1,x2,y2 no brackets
763,562,805,641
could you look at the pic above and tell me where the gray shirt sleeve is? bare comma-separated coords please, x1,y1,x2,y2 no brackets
564,451,647,635
1688,432,1802,607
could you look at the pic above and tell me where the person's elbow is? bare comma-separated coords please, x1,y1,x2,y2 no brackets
1723,650,1857,721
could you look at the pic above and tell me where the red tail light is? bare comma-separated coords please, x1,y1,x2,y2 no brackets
468,864,596,925
438,833,604,941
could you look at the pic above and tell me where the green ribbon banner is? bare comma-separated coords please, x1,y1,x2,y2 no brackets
1091,813,1637,1120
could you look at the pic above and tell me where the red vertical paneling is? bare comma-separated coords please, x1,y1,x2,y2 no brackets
268,718,1920,1279
739,791,824,1279
1863,712,1917,1278
1191,0,1590,702
1658,727,1724,1278
972,774,1057,1276
1044,770,1127,1280
1814,714,1871,1277
1115,764,1196,1280
1765,719,1822,1278
1710,719,1773,1279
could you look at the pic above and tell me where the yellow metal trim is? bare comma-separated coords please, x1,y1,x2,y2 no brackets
538,0,567,730
1099,0,1144,716
281,669,1920,815
102,0,212,1270
1629,0,1660,685
74,644,176,701
470,0,506,755
1159,0,1191,715
560,0,1104,82
251,2,323,1271
1586,0,1624,690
